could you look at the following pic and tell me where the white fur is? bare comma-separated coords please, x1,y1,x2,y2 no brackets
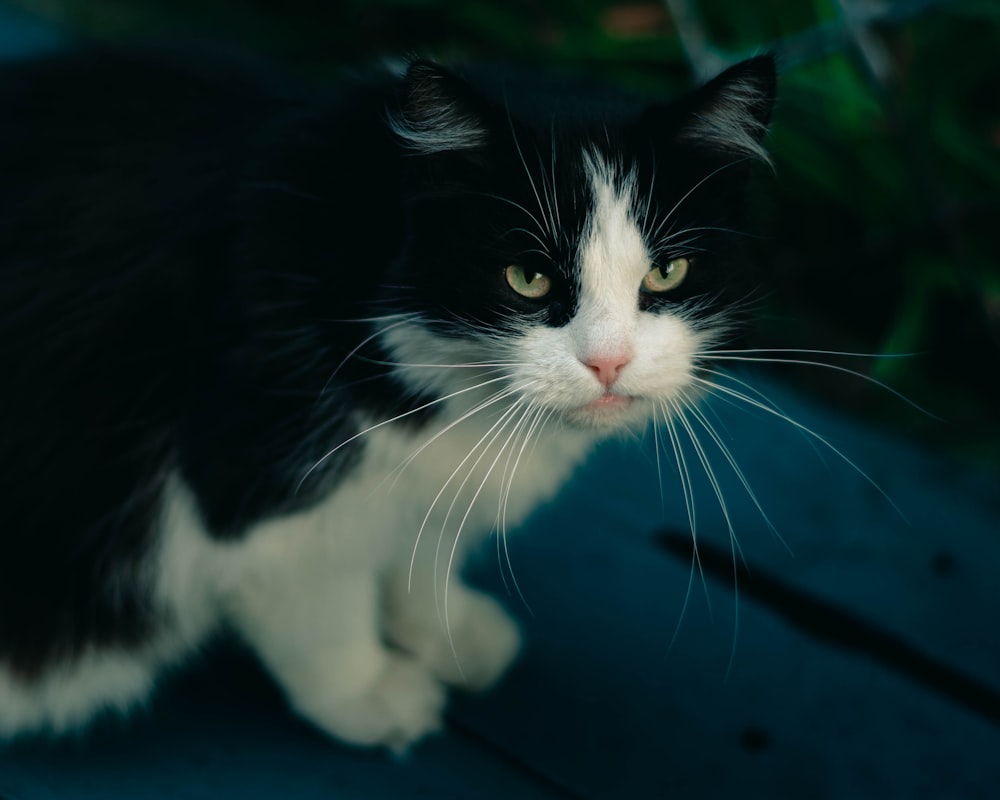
0,648,157,736
216,402,592,748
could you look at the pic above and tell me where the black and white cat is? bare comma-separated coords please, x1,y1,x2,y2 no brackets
0,48,775,750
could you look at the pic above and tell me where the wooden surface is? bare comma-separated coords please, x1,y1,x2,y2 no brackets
1,10,998,797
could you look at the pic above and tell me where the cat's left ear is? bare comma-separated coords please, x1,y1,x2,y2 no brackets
645,55,777,166
389,60,494,156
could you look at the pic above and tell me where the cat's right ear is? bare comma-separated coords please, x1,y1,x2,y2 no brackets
644,55,777,167
389,60,493,156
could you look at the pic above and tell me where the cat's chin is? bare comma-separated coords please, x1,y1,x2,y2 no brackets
563,394,646,430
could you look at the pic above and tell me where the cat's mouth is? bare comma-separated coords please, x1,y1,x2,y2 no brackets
583,392,634,412
564,391,641,429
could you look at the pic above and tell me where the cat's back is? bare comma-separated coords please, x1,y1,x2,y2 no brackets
0,46,292,168
0,51,256,641
0,46,288,271
0,49,267,418
0,47,364,671
0,47,399,319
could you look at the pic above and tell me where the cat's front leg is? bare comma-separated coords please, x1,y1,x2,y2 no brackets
382,549,523,692
222,523,445,752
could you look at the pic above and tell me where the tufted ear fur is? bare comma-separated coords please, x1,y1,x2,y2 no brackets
388,60,494,155
644,55,777,166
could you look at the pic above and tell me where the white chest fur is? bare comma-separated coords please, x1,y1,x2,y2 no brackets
171,405,595,748
156,398,595,633
325,406,595,565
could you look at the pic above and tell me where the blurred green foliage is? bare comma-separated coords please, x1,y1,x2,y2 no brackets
7,0,1000,463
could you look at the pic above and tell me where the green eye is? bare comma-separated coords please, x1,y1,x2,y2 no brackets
641,257,690,294
505,264,552,299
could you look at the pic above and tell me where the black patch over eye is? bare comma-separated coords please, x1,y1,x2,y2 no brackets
548,299,570,326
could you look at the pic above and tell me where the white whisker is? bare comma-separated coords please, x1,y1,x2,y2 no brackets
661,225,757,242
298,374,514,493
640,147,658,242
385,383,528,491
406,391,534,594
549,120,562,233
506,108,553,242
496,404,553,614
646,159,749,245
682,397,789,553
700,368,827,463
694,376,908,522
534,147,560,250
316,315,418,401
698,353,935,418
442,399,538,672
651,409,666,515
662,159,749,226
671,398,745,678
508,226,552,255
659,402,712,650
476,192,549,245
671,399,740,554
707,347,918,358
357,358,523,370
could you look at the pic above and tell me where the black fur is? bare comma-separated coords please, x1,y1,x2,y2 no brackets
0,48,773,676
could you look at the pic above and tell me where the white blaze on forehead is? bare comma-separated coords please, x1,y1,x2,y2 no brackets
572,150,651,359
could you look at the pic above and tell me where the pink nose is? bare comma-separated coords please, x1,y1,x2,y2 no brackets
583,354,631,387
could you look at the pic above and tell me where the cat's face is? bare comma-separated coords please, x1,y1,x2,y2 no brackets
382,57,775,433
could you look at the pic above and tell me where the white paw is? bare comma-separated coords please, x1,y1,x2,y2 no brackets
386,588,523,691
291,653,446,753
